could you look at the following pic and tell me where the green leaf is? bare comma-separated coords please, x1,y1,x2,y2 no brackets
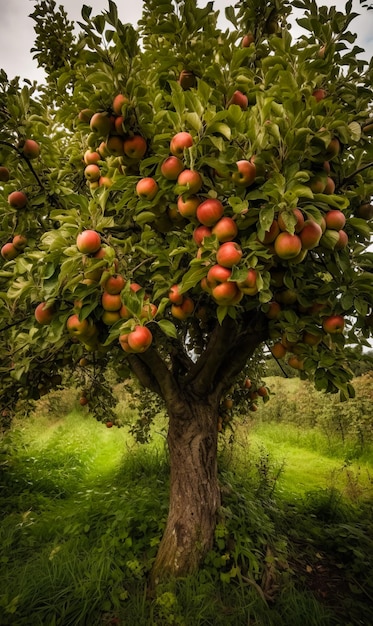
158,319,178,338
217,305,228,325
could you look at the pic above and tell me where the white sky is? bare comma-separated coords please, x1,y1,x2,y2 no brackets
0,0,372,82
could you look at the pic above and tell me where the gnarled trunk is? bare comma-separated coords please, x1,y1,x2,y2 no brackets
151,397,220,585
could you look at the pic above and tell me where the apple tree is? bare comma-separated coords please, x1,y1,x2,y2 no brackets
0,0,372,580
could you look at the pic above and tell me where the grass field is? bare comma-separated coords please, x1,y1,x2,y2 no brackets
1,380,372,625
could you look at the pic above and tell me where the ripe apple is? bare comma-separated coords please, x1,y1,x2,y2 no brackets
114,116,126,136
196,198,224,226
123,135,147,159
303,331,322,346
170,131,193,157
324,176,335,194
90,112,112,136
232,160,256,187
319,228,340,250
278,208,305,233
161,156,184,180
244,378,252,389
193,225,212,246
207,264,232,288
335,230,348,250
77,230,101,254
324,210,346,230
288,355,304,370
312,88,327,102
1,242,18,260
171,297,195,320
102,292,122,311
257,386,268,397
98,176,113,188
271,342,287,359
127,325,153,352
258,220,280,244
236,269,258,295
106,135,124,156
177,195,200,219
169,284,184,305
98,141,110,158
0,166,10,182
21,139,40,159
136,177,158,200
112,93,129,115
79,397,89,406
106,421,114,428
216,242,243,268
211,281,241,305
274,232,302,259
322,314,345,334
265,301,281,319
178,70,196,90
325,137,341,160
104,274,126,295
8,191,27,209
141,302,157,319
78,108,94,123
12,234,27,251
227,90,248,110
299,220,323,250
242,33,255,47
356,202,373,220
84,150,101,165
84,164,101,181
177,169,203,193
308,174,327,193
102,310,121,325
212,216,238,242
66,315,90,336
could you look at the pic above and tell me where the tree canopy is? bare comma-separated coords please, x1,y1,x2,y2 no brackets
0,0,372,577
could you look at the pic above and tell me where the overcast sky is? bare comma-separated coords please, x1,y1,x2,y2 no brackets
0,0,372,83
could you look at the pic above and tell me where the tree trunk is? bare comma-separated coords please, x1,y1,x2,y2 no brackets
151,396,220,585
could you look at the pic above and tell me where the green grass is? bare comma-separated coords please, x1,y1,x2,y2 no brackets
1,389,372,625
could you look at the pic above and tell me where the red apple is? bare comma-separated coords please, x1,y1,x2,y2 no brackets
216,242,243,268
106,135,124,156
177,195,201,219
178,70,197,90
0,166,10,182
98,176,113,188
127,325,153,352
102,310,121,325
193,225,212,246
288,355,304,370
1,242,18,260
278,208,305,233
312,88,327,102
299,220,323,250
325,137,341,160
335,230,348,250
78,108,94,123
324,210,346,230
236,268,258,295
322,315,345,334
102,292,122,311
170,131,193,157
114,116,126,136
177,169,203,194
271,342,287,359
112,93,129,115
274,232,302,259
136,177,158,200
227,90,248,110
171,297,195,320
104,274,126,295
84,150,101,165
207,264,232,288
196,198,224,226
258,220,280,244
265,301,281,319
169,284,184,305
123,135,147,159
211,281,241,305
212,216,238,242
242,33,255,47
232,160,256,187
308,174,327,193
161,156,184,180
356,202,373,220
84,164,101,181
90,112,112,136
8,191,27,209
66,315,90,336
324,176,335,194
21,139,40,159
76,230,101,254
12,235,27,251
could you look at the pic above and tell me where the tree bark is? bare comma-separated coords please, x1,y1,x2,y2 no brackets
151,395,220,585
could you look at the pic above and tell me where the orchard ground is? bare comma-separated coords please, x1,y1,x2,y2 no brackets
1,374,372,625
